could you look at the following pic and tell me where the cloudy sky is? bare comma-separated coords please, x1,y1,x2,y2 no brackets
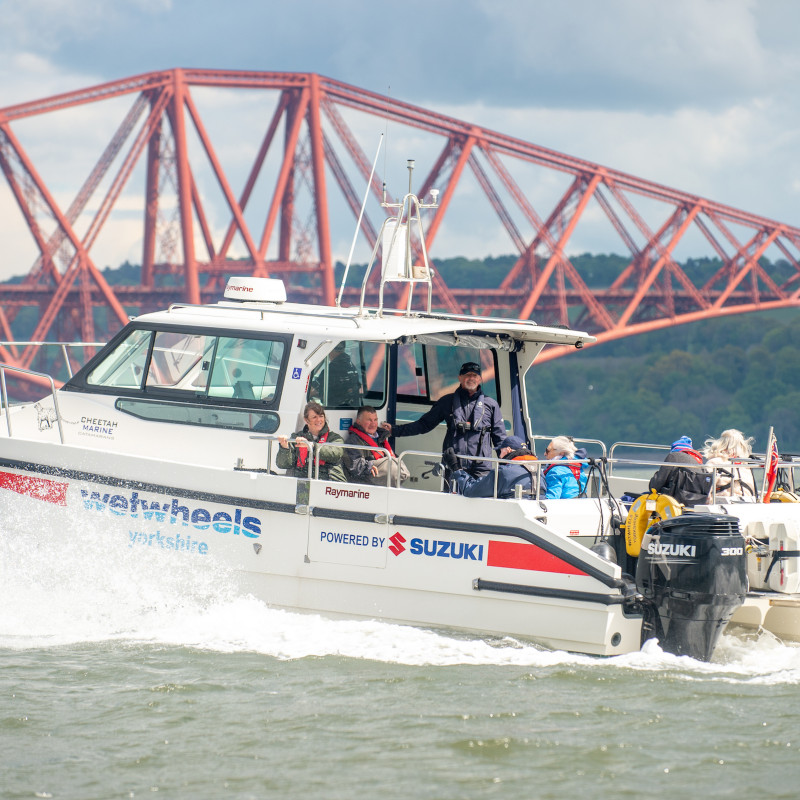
1,0,799,279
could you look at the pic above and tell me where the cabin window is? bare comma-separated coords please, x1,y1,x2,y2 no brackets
397,344,498,403
116,398,279,433
146,331,214,391
206,336,285,402
78,325,288,407
307,341,387,409
86,328,152,389
396,342,428,399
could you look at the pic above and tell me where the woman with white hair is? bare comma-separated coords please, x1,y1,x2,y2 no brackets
703,428,757,500
542,435,583,499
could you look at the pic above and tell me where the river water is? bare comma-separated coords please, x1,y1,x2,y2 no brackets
2,507,799,800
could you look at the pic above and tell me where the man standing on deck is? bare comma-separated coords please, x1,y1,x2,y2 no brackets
381,361,506,482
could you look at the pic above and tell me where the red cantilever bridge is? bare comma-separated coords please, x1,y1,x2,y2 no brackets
1,68,800,376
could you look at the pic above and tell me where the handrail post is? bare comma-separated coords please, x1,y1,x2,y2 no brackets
0,368,11,438
61,344,73,378
48,376,65,444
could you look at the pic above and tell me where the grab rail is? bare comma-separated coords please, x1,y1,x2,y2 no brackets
530,434,608,458
318,441,395,486
396,448,593,500
248,432,800,502
249,438,397,487
0,364,64,443
0,341,104,379
607,441,670,474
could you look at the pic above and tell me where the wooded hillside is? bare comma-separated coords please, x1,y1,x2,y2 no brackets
431,254,800,454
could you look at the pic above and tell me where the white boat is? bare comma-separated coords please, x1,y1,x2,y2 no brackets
2,170,798,661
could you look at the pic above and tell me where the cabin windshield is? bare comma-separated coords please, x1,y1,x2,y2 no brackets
86,328,152,389
84,325,287,406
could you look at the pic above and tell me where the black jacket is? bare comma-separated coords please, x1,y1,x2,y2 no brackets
392,387,505,476
343,423,393,483
649,450,712,505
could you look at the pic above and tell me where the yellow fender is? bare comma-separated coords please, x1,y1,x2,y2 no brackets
624,489,683,556
769,489,800,503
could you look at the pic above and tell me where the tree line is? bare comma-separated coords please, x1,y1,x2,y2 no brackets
526,308,800,455
430,252,799,454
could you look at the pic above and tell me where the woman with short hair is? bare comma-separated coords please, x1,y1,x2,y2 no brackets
276,401,346,481
542,436,582,499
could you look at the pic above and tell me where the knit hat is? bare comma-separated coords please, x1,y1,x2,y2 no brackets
671,435,693,452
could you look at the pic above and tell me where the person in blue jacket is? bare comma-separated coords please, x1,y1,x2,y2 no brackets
382,361,506,480
451,435,536,498
542,436,586,499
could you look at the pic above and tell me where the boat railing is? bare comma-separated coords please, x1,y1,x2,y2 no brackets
255,432,800,502
530,434,608,458
396,448,596,500
245,434,280,471
247,437,401,487
607,447,794,503
0,363,64,443
311,441,397,487
607,441,671,475
707,457,766,504
0,341,104,380
256,437,595,497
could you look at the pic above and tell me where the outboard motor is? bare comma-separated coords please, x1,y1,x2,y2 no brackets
635,513,747,661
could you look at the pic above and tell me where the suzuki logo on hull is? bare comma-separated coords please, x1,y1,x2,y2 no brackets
389,532,406,556
409,538,484,561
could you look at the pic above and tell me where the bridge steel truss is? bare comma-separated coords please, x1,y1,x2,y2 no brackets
1,68,800,373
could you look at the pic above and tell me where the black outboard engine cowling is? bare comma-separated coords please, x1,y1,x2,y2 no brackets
635,513,747,661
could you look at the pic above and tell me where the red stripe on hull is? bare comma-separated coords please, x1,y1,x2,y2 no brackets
0,471,68,506
487,540,587,576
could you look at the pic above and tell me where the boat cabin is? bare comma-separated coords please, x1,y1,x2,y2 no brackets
53,276,593,486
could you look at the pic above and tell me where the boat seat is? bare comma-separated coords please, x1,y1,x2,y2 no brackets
233,380,256,400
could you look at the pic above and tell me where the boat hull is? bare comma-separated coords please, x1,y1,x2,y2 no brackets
0,437,642,656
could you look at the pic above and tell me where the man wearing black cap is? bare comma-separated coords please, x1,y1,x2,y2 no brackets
382,360,506,482
452,435,536,498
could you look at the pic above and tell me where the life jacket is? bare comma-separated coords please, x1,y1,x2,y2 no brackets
674,447,704,464
295,428,330,470
449,389,492,460
509,451,538,472
543,453,589,494
509,451,538,490
348,425,395,459
543,460,582,484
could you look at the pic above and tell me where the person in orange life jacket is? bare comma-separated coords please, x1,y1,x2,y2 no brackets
275,401,346,481
542,436,587,499
648,435,712,505
381,361,506,479
343,405,397,483
451,435,537,498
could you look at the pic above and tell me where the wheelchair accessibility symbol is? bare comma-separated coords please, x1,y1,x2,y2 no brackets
291,367,302,380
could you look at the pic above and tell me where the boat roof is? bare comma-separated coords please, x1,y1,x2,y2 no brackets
136,299,596,348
